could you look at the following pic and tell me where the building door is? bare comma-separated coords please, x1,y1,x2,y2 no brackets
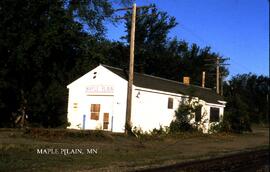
103,113,109,130
87,96,113,130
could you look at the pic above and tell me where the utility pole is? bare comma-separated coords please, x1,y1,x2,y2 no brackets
125,3,136,133
216,57,220,94
266,92,269,124
204,57,229,95
220,75,224,96
202,71,205,88
114,4,153,134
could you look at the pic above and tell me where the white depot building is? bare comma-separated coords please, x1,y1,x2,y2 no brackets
67,64,226,133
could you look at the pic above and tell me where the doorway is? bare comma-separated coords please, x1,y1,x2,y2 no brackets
103,113,109,130
87,95,113,130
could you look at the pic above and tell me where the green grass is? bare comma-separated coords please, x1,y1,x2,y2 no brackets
0,127,268,172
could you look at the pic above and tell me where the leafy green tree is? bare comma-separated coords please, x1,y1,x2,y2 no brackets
0,0,234,129
0,0,130,127
122,5,178,74
224,74,269,124
64,0,114,35
221,85,252,133
211,74,268,133
0,0,81,127
122,4,229,89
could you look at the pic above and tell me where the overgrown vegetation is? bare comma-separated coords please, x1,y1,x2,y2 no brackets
169,98,203,133
224,74,269,125
208,74,269,134
212,93,252,134
131,125,169,139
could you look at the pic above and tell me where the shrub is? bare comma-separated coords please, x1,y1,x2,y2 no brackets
209,123,224,134
222,95,252,133
169,99,201,133
150,125,169,136
222,111,251,133
125,123,136,136
132,126,144,137
209,111,252,134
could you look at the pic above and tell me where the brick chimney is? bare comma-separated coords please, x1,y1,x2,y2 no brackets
183,77,190,85
202,71,205,88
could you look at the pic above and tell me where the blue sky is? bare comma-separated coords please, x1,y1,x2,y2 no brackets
105,0,269,78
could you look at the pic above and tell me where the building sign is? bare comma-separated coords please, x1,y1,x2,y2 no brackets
85,85,114,95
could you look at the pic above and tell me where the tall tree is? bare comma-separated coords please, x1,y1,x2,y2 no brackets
122,5,177,74
224,74,269,124
0,0,129,127
122,5,228,89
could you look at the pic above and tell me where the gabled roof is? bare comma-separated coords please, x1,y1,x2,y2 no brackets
102,64,224,105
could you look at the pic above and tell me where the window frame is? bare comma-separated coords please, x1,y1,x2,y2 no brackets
90,104,100,120
168,97,174,109
195,107,202,122
210,107,220,122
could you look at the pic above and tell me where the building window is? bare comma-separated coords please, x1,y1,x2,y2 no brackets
195,107,202,122
168,97,173,109
210,107,220,122
90,104,100,120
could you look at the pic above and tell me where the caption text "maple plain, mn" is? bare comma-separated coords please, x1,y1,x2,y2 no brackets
36,148,98,155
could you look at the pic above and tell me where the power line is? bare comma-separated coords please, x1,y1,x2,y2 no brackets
177,20,256,74
179,23,210,46
229,58,255,73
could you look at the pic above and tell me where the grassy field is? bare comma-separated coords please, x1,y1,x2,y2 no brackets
0,126,268,172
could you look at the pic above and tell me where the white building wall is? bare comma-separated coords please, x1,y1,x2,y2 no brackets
111,81,127,133
131,87,182,132
130,89,225,133
67,65,225,133
189,101,225,133
67,65,128,133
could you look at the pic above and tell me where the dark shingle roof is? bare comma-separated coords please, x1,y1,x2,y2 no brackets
102,65,224,104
